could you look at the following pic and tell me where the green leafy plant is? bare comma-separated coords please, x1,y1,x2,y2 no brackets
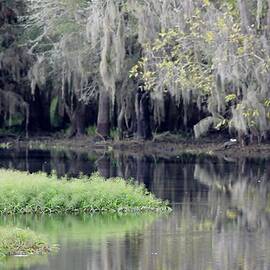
0,227,53,258
0,170,170,214
86,126,97,137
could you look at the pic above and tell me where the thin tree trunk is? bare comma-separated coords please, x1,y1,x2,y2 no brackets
117,105,125,140
69,102,86,137
136,156,152,189
135,88,152,140
237,0,251,33
267,0,270,37
97,90,110,139
97,155,110,178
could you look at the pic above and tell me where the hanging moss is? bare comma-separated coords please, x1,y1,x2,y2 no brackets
1,0,270,142
49,96,62,128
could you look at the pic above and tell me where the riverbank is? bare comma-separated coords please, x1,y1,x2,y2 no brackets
0,170,169,214
1,134,270,159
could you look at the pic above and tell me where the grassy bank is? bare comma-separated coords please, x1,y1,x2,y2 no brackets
0,227,51,257
0,170,169,214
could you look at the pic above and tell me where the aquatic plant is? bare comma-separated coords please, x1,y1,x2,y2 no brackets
0,170,169,214
0,227,51,257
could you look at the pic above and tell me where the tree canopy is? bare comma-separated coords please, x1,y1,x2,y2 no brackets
1,0,270,144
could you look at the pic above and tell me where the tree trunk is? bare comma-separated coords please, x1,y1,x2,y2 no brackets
69,102,86,137
97,155,111,178
28,87,50,132
135,89,152,140
136,156,152,189
237,0,251,33
97,90,110,139
267,0,270,38
117,105,125,140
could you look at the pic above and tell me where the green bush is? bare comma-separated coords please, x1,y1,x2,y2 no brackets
86,125,97,137
0,227,51,257
0,170,170,214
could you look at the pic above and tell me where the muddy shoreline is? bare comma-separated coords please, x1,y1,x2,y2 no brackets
1,134,270,159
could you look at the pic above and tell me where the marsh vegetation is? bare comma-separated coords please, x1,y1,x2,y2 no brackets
0,227,51,257
0,169,169,214
0,166,168,263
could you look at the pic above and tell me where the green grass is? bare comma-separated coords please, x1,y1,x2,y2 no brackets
86,125,97,137
0,227,52,257
0,170,170,214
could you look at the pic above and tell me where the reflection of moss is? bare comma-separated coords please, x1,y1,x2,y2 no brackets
266,195,270,212
196,219,213,232
226,210,238,220
0,213,161,243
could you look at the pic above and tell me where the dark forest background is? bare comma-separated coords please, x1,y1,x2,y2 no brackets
1,0,270,144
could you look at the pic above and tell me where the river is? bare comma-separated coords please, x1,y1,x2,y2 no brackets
0,148,270,270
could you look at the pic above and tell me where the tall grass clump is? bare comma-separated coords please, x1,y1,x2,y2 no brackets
0,170,170,214
0,227,51,257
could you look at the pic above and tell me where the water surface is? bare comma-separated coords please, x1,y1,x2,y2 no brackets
1,148,270,270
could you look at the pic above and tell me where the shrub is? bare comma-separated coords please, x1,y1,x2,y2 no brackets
0,170,170,214
0,227,52,257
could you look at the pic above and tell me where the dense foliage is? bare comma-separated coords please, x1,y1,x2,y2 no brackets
0,226,51,257
0,170,169,213
1,0,270,143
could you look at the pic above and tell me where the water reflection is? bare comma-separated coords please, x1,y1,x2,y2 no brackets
0,213,160,270
1,148,270,269
2,192,270,270
0,148,97,177
1,255,49,270
194,161,270,232
0,149,208,202
0,214,160,243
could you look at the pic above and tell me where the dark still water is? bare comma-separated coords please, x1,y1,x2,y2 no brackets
1,148,270,270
